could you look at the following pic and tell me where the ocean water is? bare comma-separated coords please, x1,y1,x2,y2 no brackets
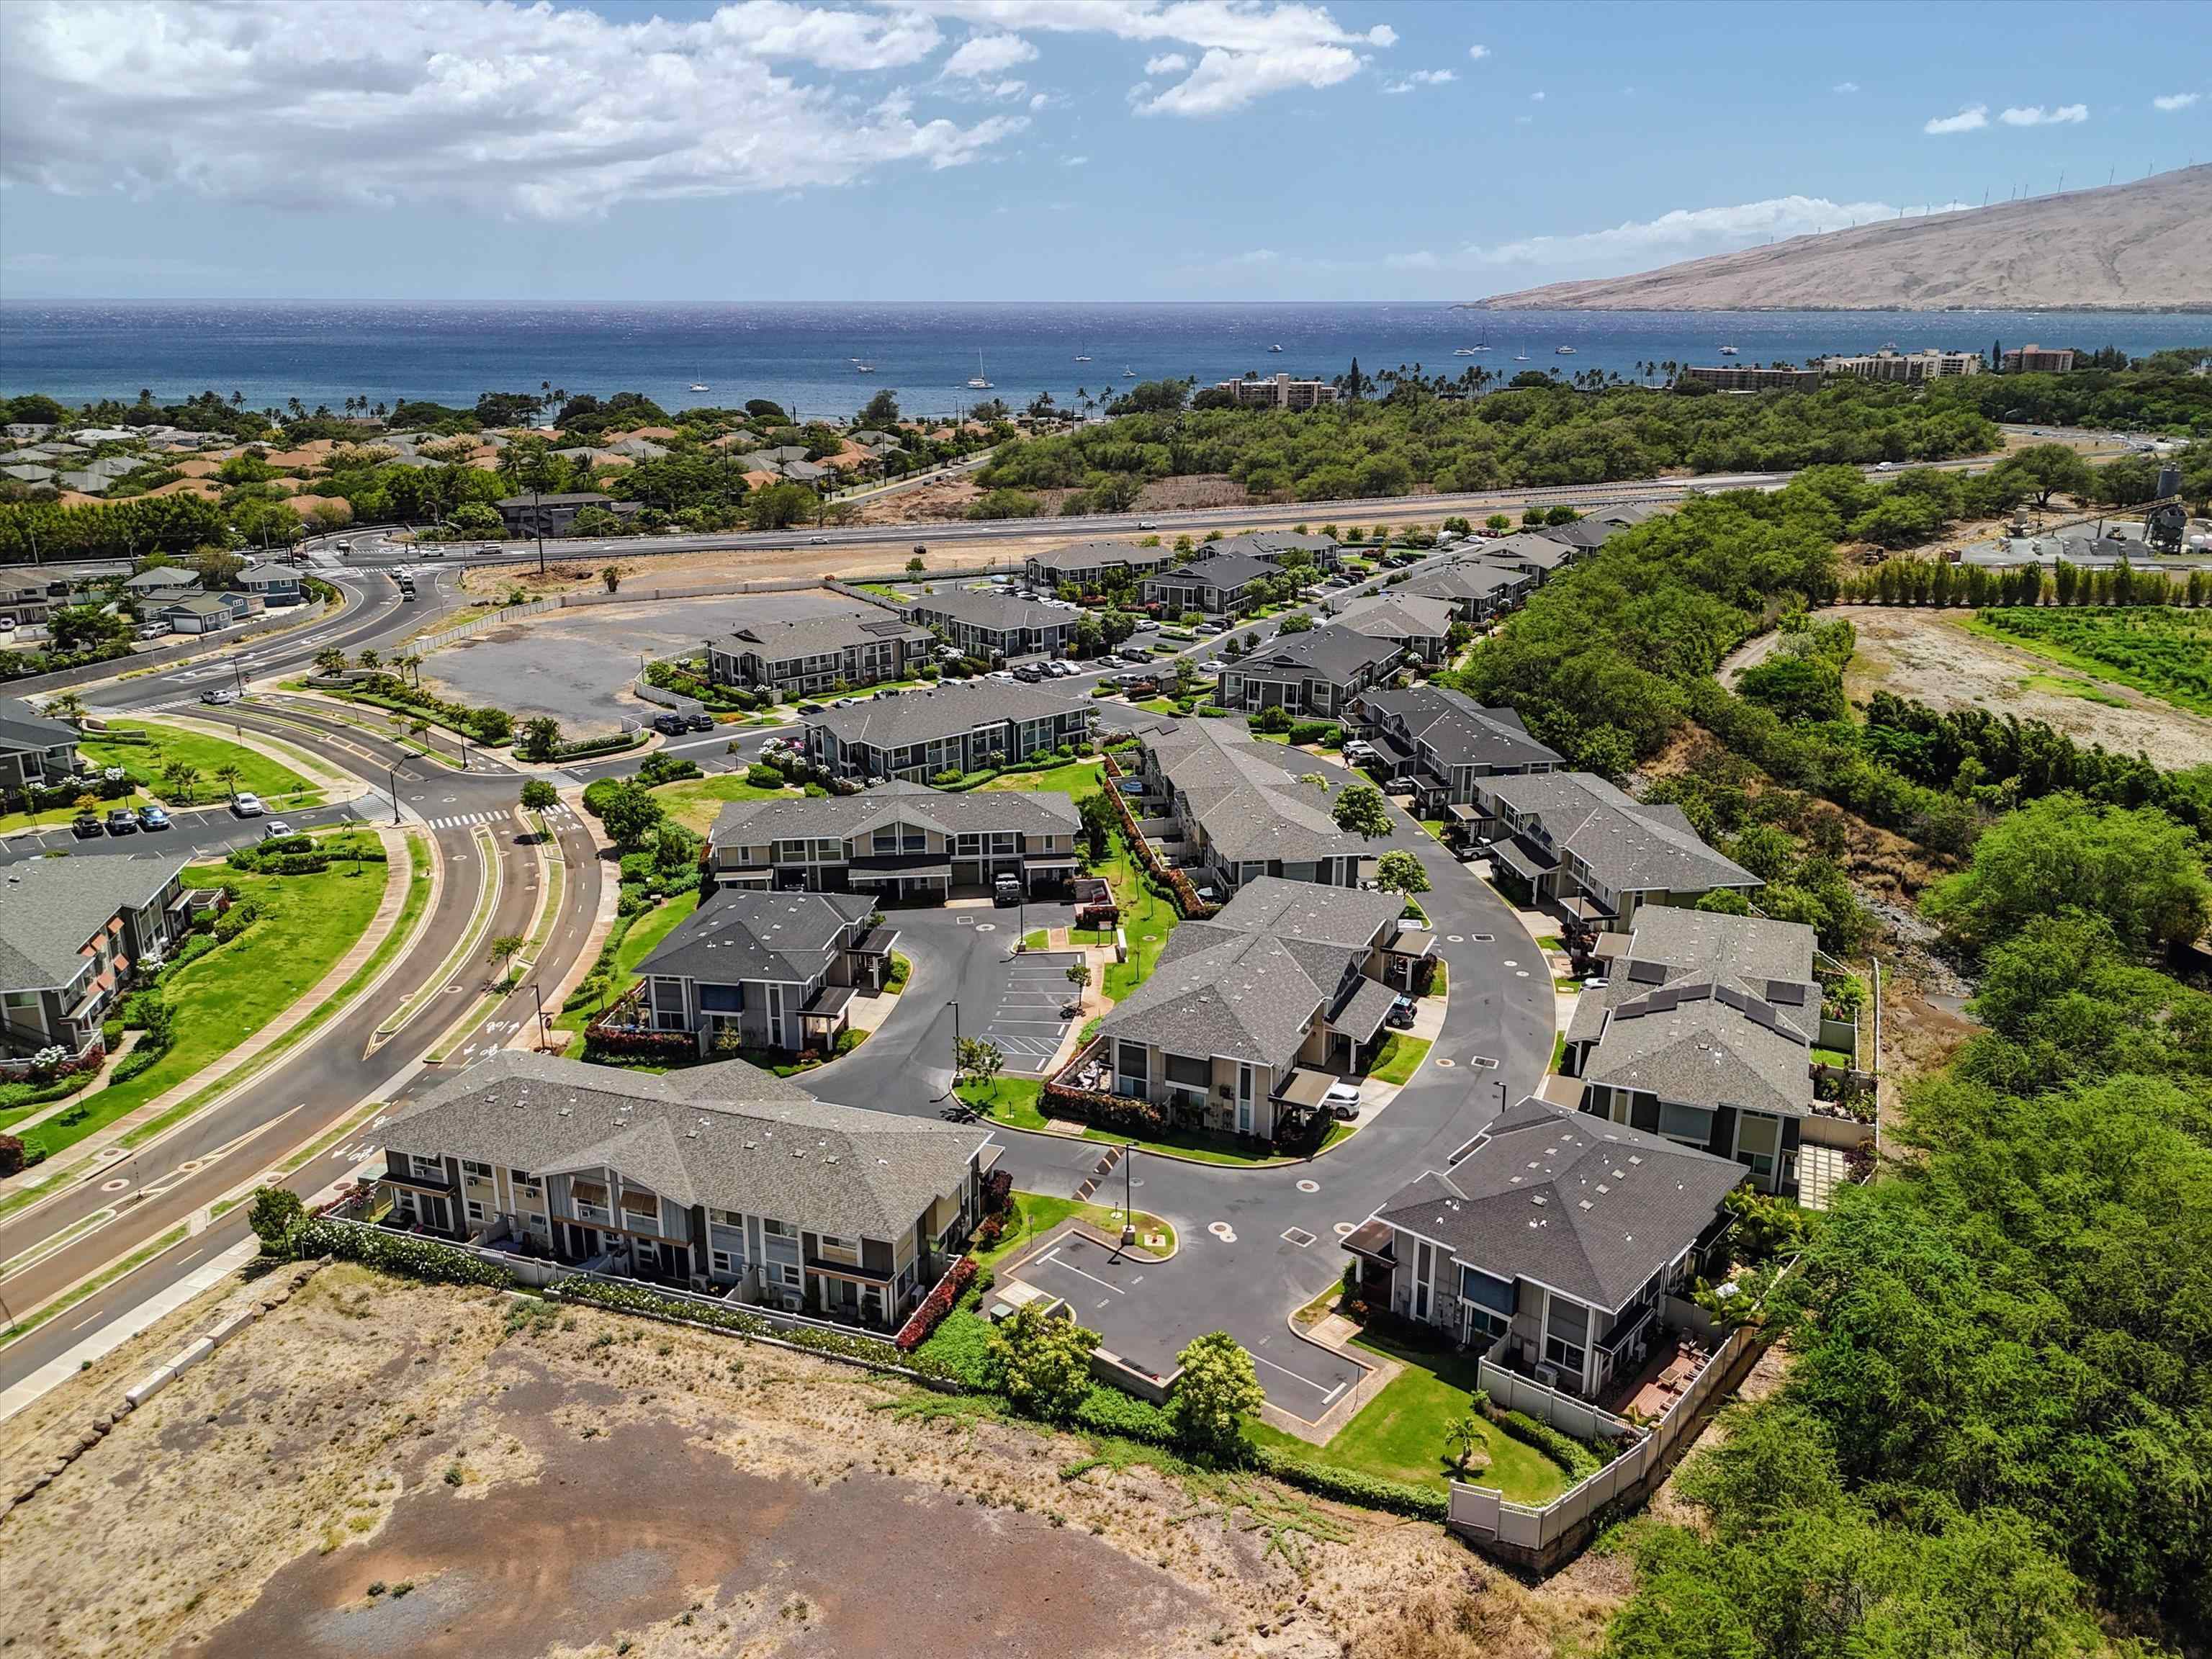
2,301,2204,425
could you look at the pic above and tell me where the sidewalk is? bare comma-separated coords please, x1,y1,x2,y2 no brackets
0,826,415,1208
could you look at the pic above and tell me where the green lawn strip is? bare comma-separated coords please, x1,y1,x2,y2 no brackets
975,1190,1174,1272
1096,830,1178,1001
2022,673,2129,708
554,889,701,1038
957,1075,1048,1129
974,759,1103,796
1020,928,1049,951
78,719,318,809
1077,1120,1354,1166
117,836,432,1153
0,1224,191,1349
17,859,389,1162
382,826,498,1039
266,692,468,767
1367,1034,1431,1087
0,1071,99,1133
1244,1328,1568,1503
1550,1033,1566,1071
650,775,805,834
520,817,565,961
1959,608,2212,716
1812,1044,1855,1069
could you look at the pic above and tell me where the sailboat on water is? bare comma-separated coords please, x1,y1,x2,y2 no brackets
966,351,993,390
1074,340,1092,363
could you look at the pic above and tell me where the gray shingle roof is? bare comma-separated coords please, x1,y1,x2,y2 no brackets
1585,981,1813,1118
732,610,930,662
1617,907,1817,1003
902,589,1073,634
1484,771,1758,896
379,1050,989,1242
1146,721,1359,866
1233,623,1402,686
1372,1095,1745,1311
808,680,1088,750
711,779,1076,846
1096,930,1325,1071
1210,876,1403,949
1338,593,1455,644
1146,552,1277,593
1025,539,1176,576
638,890,876,984
0,852,190,989
0,695,80,755
1357,685,1561,773
123,567,199,591
1209,531,1337,565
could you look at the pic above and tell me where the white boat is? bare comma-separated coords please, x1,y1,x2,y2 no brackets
855,361,876,374
1555,345,1577,355
688,382,709,392
1719,345,1739,356
1514,349,1529,361
1269,343,1285,353
966,351,992,390
1074,343,1092,362
1122,365,1137,377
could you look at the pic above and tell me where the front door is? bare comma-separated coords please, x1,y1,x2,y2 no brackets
1236,1064,1254,1136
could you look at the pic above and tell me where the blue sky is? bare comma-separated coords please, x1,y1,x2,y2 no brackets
0,0,2204,302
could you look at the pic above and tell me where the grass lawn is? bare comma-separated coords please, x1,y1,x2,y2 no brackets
1082,1118,1355,1165
974,1190,1174,1271
975,758,1103,796
1368,1033,1431,1087
78,720,319,809
1550,1033,1566,1071
1133,698,1179,715
1246,1326,1568,1503
1812,1044,1855,1069
1020,928,1049,950
16,855,388,1161
650,775,805,834
1094,828,1178,1001
554,890,701,1039
958,1075,1047,1128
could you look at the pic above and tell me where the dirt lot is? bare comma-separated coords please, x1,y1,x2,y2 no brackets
1840,606,2212,769
0,1265,1619,1659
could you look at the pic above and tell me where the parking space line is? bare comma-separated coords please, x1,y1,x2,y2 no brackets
1248,1349,1345,1401
1038,1249,1124,1296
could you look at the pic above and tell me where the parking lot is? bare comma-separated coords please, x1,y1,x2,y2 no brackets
419,588,865,730
1009,1233,1365,1421
977,947,1084,1076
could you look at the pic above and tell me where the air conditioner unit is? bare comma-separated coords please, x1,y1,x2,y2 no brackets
1534,1362,1560,1390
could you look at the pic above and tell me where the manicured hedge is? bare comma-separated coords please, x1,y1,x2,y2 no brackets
1247,1444,1452,1520
295,1218,521,1289
894,1254,976,1352
1492,1406,1601,1483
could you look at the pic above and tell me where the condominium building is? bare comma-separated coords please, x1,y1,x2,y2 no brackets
1212,374,1341,410
1678,364,1824,392
709,611,935,697
1820,349,1982,384
2000,343,2075,374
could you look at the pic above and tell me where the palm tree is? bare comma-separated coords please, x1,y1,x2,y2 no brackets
162,760,201,805
45,691,87,727
215,763,243,801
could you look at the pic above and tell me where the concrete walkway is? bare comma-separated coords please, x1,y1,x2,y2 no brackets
0,826,415,1208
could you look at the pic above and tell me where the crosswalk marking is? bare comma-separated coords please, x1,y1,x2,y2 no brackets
423,805,575,830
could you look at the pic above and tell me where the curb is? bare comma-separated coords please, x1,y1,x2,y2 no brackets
978,1111,1360,1172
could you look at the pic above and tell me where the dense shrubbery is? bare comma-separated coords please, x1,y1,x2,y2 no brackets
294,1218,520,1287
1491,1406,1602,1483
1245,1444,1451,1521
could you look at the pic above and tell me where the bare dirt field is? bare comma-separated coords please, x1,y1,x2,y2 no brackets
0,1264,1618,1659
1840,606,2212,768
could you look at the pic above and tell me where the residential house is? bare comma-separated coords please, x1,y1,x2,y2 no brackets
710,782,1080,902
1396,557,1535,625
1474,771,1761,932
1140,552,1277,617
237,558,305,607
1336,592,1457,663
710,611,935,698
1348,685,1561,816
1073,878,1418,1141
1344,1095,1743,1396
375,1050,996,1331
122,567,200,607
899,590,1079,661
803,680,1092,783
0,695,83,799
634,889,898,1056
1,853,196,1071
157,591,262,635
1206,530,1341,572
493,493,643,538
1021,540,1177,592
1479,532,1580,579
1137,719,1363,894
1,464,55,487
1,423,55,444
1527,519,1627,558
1559,907,1823,1195
1215,623,1404,719
0,574,50,629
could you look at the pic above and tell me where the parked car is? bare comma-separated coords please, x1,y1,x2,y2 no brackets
1324,1079,1363,1119
71,813,104,839
199,688,237,706
1011,665,1043,683
261,820,292,840
1385,995,1416,1031
135,623,171,641
104,806,140,835
137,805,171,831
230,792,265,817
992,873,1022,907
685,712,715,732
1118,645,1150,664
651,713,687,736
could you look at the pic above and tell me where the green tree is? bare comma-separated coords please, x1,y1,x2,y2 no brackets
1331,781,1392,839
1374,848,1431,896
520,778,559,814
1996,442,2096,509
247,1186,306,1256
516,716,563,762
1445,1412,1485,1473
1076,789,1117,862
858,388,901,428
1064,958,1090,1010
487,934,525,978
586,778,664,850
956,1035,1005,1087
599,565,622,593
989,1305,1099,1421
1167,1331,1265,1455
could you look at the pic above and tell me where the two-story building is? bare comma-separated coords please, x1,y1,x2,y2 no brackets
1069,878,1422,1143
1138,719,1364,894
236,558,305,607
710,611,935,698
0,573,51,629
1139,552,1277,617
122,566,199,609
0,696,83,801
1206,531,1340,572
1336,592,1457,664
493,493,643,539
899,590,1078,662
1473,770,1761,932
1,853,197,1073
634,889,899,1056
1344,1095,1744,1397
709,783,1081,902
1395,557,1536,626
1347,685,1561,818
1215,624,1405,719
803,680,1092,782
1022,540,1177,593
375,1051,997,1331
156,590,263,635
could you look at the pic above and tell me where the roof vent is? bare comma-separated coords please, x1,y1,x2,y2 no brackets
1530,1194,1547,1206
1595,1182,1610,1194
1578,1200,1593,1210
558,1107,572,1117
1627,1155,1642,1165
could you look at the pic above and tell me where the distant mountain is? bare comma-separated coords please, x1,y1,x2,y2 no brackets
1474,166,2211,313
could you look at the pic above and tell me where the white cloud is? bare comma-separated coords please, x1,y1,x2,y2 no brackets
1529,90,1545,102
1382,68,1455,94
1457,194,1969,277
1144,52,1190,75
2000,103,2087,126
943,31,1037,78
914,1,1393,116
1833,81,1858,94
1925,104,1990,134
1062,153,1089,166
1028,90,1049,109
2152,91,2199,112
1385,249,1439,270
0,0,1030,219
1467,44,1489,61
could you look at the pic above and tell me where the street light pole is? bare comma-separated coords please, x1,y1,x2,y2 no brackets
1121,1144,1136,1247
934,1000,961,1102
530,981,547,1051
533,483,546,576
388,763,400,826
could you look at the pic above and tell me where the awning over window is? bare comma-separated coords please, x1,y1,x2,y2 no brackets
1274,1067,1337,1110
1491,839,1557,881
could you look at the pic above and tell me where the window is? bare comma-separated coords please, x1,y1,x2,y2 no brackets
711,1249,737,1276
818,1234,848,1251
763,1218,790,1238
461,1160,492,1178
464,1200,485,1223
1658,1102,1714,1146
781,1264,802,1287
1164,1053,1209,1089
1465,1307,1510,1343
1544,1297,1588,1378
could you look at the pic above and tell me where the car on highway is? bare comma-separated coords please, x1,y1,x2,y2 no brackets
1324,1079,1363,1119
199,688,238,705
261,820,292,840
230,791,266,817
71,812,105,839
1136,519,1158,530
137,805,171,831
420,544,446,558
104,806,140,835
807,535,828,544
